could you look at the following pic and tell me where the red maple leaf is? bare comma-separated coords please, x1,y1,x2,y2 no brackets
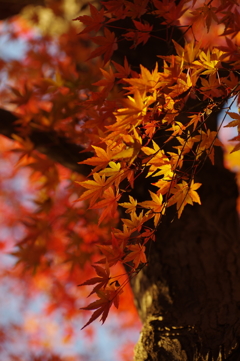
74,4,105,35
125,20,153,48
88,27,118,64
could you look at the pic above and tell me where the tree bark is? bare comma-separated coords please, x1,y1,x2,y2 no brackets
132,159,240,360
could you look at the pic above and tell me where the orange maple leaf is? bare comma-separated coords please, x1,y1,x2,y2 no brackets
122,210,147,232
168,180,201,218
123,63,160,94
123,243,147,269
139,191,165,227
77,173,108,207
91,186,121,224
79,145,113,173
119,195,137,215
224,112,240,131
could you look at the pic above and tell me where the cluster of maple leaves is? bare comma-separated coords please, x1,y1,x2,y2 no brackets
0,0,240,334
68,0,240,329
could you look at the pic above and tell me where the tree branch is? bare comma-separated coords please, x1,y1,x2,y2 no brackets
0,108,92,176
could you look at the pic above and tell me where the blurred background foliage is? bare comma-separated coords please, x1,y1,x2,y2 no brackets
0,1,142,360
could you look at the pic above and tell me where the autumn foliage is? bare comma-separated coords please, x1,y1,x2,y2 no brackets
0,0,240,359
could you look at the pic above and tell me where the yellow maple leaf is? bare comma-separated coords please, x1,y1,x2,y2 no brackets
119,195,138,215
108,90,155,133
122,211,147,232
142,140,169,177
123,63,160,95
172,40,201,67
167,180,201,218
77,173,108,207
193,48,225,75
152,176,176,195
165,121,186,142
187,113,203,131
139,191,165,227
79,145,112,173
111,128,142,165
175,134,195,155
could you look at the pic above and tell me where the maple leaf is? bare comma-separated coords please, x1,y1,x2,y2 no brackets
102,0,126,19
200,74,224,99
141,140,170,177
123,243,147,269
112,57,131,79
91,186,121,224
139,191,165,227
174,134,195,155
143,120,159,140
193,129,222,160
119,195,138,215
168,180,201,218
230,141,240,154
224,112,240,132
109,90,151,131
111,130,142,165
81,285,122,329
88,27,118,64
74,4,105,35
78,264,110,296
97,234,125,266
11,134,34,159
193,48,225,75
187,113,203,131
165,121,186,143
172,40,201,66
92,67,115,91
152,0,188,25
77,173,108,207
123,63,160,95
141,228,156,243
79,145,113,173
152,176,176,196
122,210,147,232
191,3,218,32
99,161,122,181
125,20,153,48
125,0,149,18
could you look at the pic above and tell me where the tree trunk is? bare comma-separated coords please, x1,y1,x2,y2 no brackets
132,159,240,360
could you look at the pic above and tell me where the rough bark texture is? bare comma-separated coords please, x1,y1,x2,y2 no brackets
132,160,240,360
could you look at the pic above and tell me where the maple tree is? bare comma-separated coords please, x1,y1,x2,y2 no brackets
0,0,240,360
